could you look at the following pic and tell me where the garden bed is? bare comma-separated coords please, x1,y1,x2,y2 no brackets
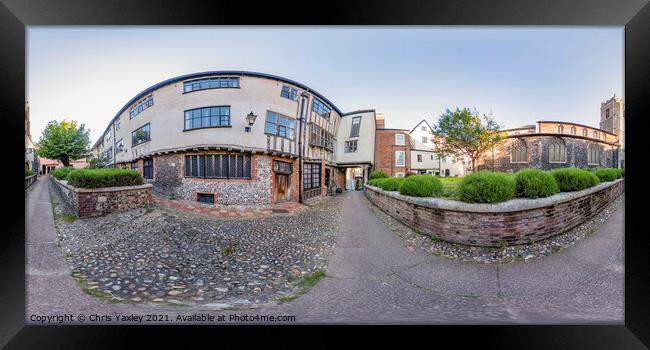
365,178,624,247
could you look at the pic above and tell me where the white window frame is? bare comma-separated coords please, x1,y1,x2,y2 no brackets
395,172,405,178
395,134,405,145
395,151,405,166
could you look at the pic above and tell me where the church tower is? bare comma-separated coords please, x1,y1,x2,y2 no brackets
600,94,624,167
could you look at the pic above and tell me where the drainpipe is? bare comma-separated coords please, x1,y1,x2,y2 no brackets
112,123,117,168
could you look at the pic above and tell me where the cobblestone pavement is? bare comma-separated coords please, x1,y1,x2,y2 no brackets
26,177,623,324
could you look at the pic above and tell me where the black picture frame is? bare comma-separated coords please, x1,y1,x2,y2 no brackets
2,0,648,348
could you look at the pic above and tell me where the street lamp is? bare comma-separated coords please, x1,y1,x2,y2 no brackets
245,111,257,132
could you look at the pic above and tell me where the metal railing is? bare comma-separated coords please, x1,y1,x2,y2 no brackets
25,174,37,189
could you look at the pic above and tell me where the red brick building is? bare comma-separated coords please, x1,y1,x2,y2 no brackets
373,114,411,177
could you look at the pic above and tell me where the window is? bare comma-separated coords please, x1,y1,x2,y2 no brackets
131,123,151,146
280,85,298,101
129,95,153,119
593,131,599,139
511,139,528,163
557,125,564,134
431,155,434,160
184,106,231,130
571,126,576,135
395,134,405,145
143,158,153,179
395,151,405,166
197,193,215,204
588,143,601,164
606,109,610,119
344,140,358,153
312,98,332,119
310,124,335,150
303,162,321,190
417,154,422,162
115,120,121,131
273,160,293,174
183,77,240,93
583,128,588,137
422,136,427,144
395,172,405,178
130,162,138,171
116,139,124,153
548,138,566,163
184,153,252,179
421,126,427,131
264,111,295,139
350,116,361,137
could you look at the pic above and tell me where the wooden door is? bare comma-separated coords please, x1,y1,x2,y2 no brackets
275,173,289,202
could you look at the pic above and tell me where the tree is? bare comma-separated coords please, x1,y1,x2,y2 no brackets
431,108,504,172
88,152,111,169
36,120,90,167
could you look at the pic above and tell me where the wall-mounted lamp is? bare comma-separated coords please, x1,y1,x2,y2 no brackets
245,111,257,132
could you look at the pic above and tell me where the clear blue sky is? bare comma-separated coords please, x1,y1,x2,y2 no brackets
27,26,623,143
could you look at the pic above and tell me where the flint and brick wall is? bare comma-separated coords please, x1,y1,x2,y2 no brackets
365,179,624,247
51,178,153,218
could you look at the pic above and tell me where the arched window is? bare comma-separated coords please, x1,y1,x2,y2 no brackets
549,138,566,163
587,143,601,165
606,109,610,119
593,130,598,139
582,128,588,137
571,126,576,135
511,139,528,163
557,125,564,134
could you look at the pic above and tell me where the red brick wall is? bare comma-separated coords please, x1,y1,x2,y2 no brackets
374,129,411,176
365,180,623,247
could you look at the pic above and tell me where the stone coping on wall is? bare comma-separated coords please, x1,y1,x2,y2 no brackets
365,178,624,213
53,177,153,193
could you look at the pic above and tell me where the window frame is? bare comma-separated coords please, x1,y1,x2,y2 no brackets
349,116,361,137
131,123,151,147
311,98,332,120
280,85,298,101
303,162,322,190
264,111,296,140
548,138,567,163
184,153,252,180
395,151,406,166
510,139,528,163
143,158,154,180
182,77,240,93
344,140,358,153
183,106,232,131
587,143,601,165
395,133,405,145
129,95,154,119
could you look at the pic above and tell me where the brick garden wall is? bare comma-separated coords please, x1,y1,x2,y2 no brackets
51,178,153,218
365,179,624,247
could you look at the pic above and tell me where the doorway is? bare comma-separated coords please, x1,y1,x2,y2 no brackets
274,173,290,202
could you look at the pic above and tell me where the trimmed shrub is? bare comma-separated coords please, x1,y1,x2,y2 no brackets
550,168,600,192
399,174,443,197
592,167,622,182
620,168,624,178
51,167,75,180
25,169,34,177
368,170,389,181
65,168,144,189
376,177,405,191
458,171,516,203
514,169,560,199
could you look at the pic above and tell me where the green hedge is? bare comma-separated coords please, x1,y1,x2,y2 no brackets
458,171,516,203
51,167,75,180
592,168,622,182
399,175,443,197
514,169,560,199
25,169,34,177
550,168,600,192
65,168,144,189
374,177,405,191
368,170,389,181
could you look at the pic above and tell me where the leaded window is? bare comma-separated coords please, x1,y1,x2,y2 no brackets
350,116,361,137
131,123,151,146
310,124,334,150
273,160,293,174
265,111,295,139
312,98,332,119
344,140,358,153
184,106,231,130
588,144,601,165
280,85,298,101
511,139,528,163
129,95,153,119
303,162,321,190
582,128,588,137
549,138,566,163
184,154,251,179
557,125,564,134
183,77,240,93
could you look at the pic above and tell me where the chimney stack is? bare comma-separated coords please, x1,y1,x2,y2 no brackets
375,113,385,129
